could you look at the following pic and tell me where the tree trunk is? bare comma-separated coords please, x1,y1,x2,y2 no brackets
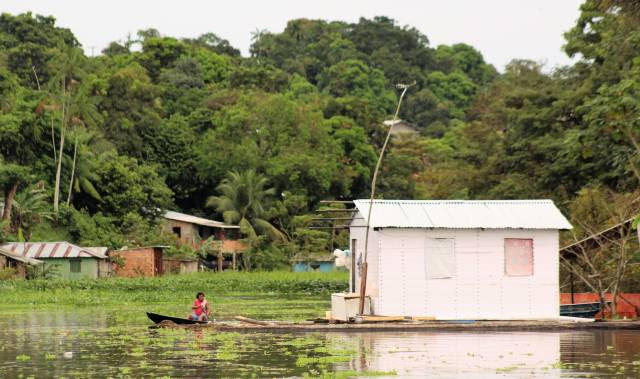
599,290,608,319
53,95,65,213
2,181,18,223
51,118,57,164
66,136,78,205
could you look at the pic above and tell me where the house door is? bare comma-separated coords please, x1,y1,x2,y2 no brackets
154,250,164,276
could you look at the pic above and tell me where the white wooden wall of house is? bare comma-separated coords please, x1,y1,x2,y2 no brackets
349,224,559,319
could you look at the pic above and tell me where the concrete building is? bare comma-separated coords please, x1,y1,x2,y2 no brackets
348,199,572,320
0,242,109,279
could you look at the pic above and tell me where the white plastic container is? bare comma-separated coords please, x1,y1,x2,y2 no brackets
331,293,371,321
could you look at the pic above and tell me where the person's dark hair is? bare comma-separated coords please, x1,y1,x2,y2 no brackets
196,292,205,299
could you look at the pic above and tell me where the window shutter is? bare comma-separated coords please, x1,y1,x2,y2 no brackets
504,238,533,276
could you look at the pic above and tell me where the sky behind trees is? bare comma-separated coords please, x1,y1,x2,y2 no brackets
2,0,582,71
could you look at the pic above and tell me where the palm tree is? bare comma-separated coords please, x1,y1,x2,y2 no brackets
65,129,101,205
11,183,53,241
206,170,283,240
48,45,101,213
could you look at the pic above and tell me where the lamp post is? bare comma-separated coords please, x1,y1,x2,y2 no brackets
358,81,416,316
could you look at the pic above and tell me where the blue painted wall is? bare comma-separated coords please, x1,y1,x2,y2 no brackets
292,262,335,272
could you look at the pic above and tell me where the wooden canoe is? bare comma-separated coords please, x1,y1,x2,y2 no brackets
146,312,208,325
560,302,610,318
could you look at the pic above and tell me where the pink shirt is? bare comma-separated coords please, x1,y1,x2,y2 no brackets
194,299,204,316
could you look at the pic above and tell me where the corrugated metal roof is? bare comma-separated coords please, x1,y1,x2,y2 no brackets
85,247,108,257
0,242,108,259
0,247,43,265
163,211,240,229
352,199,572,229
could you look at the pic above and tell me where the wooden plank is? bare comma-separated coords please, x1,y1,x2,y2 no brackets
412,316,436,321
361,315,406,322
234,316,275,326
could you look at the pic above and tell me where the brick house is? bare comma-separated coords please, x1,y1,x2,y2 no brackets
109,246,166,277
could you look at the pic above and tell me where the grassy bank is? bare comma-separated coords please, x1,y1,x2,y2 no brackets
0,271,349,320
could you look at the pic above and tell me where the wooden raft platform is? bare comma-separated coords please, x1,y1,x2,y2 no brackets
152,318,640,332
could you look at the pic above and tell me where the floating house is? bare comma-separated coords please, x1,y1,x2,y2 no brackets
348,200,572,320
0,246,43,279
291,253,336,272
109,246,166,277
0,242,109,279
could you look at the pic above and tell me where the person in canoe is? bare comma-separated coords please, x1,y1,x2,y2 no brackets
189,292,210,321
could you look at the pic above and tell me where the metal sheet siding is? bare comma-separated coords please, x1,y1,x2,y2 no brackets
368,228,559,319
353,199,572,229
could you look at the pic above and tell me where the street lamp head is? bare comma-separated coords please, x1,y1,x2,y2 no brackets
395,81,417,89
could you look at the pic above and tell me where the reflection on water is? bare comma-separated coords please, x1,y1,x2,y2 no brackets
332,332,561,378
1,310,640,378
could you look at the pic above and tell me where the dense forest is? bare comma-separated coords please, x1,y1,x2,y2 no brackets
1,1,639,278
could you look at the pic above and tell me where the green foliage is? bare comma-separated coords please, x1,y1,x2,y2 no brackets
86,152,173,220
0,12,78,88
0,267,18,280
206,169,282,242
3,7,640,278
11,183,53,240
0,271,348,296
58,206,173,249
26,262,59,280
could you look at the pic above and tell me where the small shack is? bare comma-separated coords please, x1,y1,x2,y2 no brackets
348,199,572,320
0,242,109,279
163,211,240,247
292,253,336,272
0,246,43,279
163,258,199,274
110,246,166,277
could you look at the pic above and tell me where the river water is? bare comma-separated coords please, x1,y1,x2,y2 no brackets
1,310,639,378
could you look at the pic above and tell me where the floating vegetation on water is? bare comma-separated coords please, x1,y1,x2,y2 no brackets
3,302,640,378
15,354,31,362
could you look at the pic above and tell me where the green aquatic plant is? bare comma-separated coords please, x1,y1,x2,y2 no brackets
15,354,31,362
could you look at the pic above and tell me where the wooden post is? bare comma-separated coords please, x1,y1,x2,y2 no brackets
217,250,223,272
358,262,368,315
232,252,237,271
570,270,575,304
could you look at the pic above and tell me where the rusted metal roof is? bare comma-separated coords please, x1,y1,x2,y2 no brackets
352,199,572,229
164,211,240,229
0,242,107,259
0,247,43,265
